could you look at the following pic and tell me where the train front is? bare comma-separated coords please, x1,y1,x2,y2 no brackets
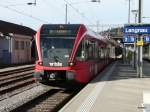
34,24,80,83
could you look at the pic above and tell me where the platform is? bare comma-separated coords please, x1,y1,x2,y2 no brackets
60,61,150,112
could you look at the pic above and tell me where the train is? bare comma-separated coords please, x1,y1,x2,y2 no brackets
33,24,118,84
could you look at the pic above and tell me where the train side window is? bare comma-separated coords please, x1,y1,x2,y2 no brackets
98,48,101,59
95,42,99,59
86,40,95,60
76,39,87,61
99,48,104,59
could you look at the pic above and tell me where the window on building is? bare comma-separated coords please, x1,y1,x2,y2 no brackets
21,41,24,50
15,41,19,50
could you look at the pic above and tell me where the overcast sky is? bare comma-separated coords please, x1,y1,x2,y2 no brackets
0,0,149,31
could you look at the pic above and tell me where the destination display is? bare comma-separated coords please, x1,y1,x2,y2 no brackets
41,24,80,37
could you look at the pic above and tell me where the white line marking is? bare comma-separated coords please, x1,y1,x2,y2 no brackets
143,91,150,112
76,62,117,112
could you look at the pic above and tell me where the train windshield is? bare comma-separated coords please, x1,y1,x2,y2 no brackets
40,37,74,50
39,24,80,66
40,37,75,66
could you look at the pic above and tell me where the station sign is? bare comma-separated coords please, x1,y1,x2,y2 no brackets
124,24,150,35
144,36,150,43
123,36,136,43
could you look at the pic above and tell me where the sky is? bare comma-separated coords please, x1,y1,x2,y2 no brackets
0,0,149,31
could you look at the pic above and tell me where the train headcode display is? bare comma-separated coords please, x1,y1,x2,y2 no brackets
49,30,72,36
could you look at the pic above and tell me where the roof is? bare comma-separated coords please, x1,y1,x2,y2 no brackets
0,20,36,36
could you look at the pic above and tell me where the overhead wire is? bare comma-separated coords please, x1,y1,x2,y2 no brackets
63,0,94,24
0,4,49,23
0,0,95,25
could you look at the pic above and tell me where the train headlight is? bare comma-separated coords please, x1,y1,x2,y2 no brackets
69,62,75,66
38,61,43,65
66,71,75,80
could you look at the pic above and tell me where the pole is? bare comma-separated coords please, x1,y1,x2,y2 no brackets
124,0,131,64
65,4,68,24
128,0,131,23
34,0,36,5
137,0,143,77
134,11,138,69
96,21,99,33
135,13,138,23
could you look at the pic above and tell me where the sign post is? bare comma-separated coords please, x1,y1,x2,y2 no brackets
124,23,150,77
138,0,143,78
123,35,136,67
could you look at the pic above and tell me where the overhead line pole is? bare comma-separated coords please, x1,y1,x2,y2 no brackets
137,0,143,77
128,0,131,23
65,4,68,24
124,0,131,64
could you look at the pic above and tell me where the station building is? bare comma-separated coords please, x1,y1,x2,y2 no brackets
0,20,36,64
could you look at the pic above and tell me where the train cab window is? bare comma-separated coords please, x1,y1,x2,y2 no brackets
76,40,86,61
40,37,75,60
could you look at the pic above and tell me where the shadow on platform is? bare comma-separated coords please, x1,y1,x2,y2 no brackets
91,60,150,83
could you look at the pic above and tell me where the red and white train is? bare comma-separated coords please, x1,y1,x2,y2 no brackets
33,24,117,84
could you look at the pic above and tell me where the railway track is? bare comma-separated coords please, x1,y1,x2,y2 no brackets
0,65,84,112
0,65,36,100
11,83,84,112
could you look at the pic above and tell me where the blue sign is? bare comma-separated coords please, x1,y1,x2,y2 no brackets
123,36,136,43
124,25,150,34
144,36,150,43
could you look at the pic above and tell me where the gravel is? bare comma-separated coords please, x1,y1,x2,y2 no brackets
0,85,50,112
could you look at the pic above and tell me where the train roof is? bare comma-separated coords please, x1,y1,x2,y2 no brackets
41,24,118,46
0,20,36,36
85,26,119,46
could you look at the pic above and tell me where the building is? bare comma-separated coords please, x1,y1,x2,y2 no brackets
0,20,36,64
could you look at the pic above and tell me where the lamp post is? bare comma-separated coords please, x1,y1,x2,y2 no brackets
91,0,100,3
131,10,138,23
27,0,36,5
128,0,131,23
143,17,150,19
65,4,68,24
